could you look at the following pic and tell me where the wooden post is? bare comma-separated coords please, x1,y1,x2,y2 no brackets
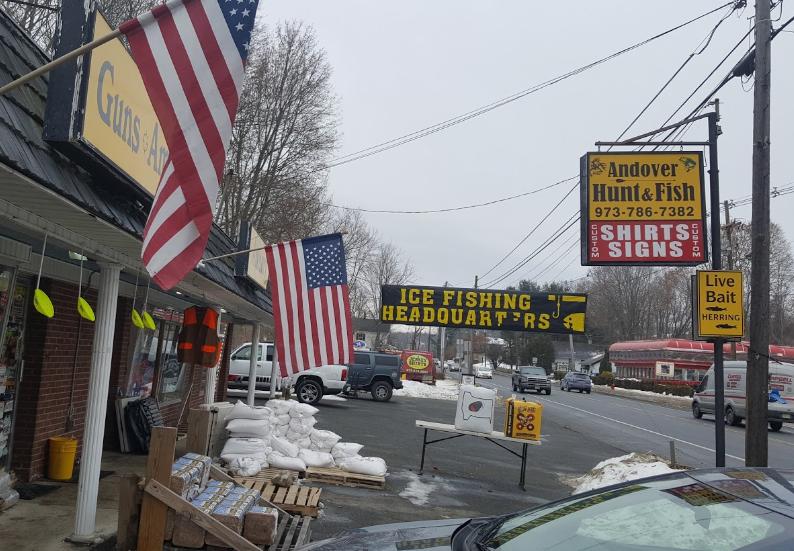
216,322,234,402
137,426,176,551
117,474,143,551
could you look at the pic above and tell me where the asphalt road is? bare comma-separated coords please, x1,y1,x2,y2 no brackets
475,371,794,469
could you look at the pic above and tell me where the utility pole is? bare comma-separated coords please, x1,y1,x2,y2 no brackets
466,276,478,378
569,334,576,373
724,201,738,361
747,0,772,467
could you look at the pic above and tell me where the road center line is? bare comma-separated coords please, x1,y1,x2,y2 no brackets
535,395,745,462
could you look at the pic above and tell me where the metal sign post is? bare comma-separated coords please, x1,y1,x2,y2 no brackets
591,103,725,467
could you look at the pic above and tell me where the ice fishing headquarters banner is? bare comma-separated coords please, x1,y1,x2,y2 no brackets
380,285,587,334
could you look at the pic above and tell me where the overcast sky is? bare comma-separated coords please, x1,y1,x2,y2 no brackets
259,1,794,290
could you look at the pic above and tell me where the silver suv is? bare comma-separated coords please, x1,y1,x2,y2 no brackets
561,372,592,394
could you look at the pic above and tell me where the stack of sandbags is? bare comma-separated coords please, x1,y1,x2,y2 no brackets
330,442,387,477
269,400,298,437
309,429,341,453
220,402,274,473
268,435,306,471
285,403,318,449
204,488,259,547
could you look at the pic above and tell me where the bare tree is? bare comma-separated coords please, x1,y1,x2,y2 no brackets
5,0,162,52
365,242,414,346
327,209,377,319
216,21,338,243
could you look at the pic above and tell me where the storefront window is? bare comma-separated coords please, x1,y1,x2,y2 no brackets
0,269,25,472
157,321,190,403
126,329,158,398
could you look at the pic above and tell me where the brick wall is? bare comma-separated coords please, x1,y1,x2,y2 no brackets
12,275,209,481
12,277,98,481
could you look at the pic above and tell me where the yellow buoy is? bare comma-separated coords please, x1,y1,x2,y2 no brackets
77,296,95,322
131,309,144,329
142,310,156,331
34,288,54,318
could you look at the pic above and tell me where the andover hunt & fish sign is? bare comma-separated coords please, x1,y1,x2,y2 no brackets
580,151,707,266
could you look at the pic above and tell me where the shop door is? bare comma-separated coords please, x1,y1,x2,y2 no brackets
0,269,28,473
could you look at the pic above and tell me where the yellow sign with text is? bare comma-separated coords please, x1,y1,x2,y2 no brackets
696,270,743,339
246,228,269,289
82,13,168,195
586,152,703,221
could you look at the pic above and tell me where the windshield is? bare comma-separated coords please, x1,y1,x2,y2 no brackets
520,367,546,376
479,474,791,550
573,373,590,379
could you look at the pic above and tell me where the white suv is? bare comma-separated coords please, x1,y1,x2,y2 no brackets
227,342,347,405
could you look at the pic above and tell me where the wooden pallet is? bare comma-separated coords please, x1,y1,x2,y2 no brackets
304,467,385,489
260,484,321,518
233,468,300,489
265,513,311,550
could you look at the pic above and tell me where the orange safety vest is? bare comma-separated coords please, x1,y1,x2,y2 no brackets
177,306,221,367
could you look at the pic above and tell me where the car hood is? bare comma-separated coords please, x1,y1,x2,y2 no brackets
298,518,469,551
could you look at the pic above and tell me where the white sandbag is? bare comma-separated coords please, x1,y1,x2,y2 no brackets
222,437,269,456
331,442,364,460
226,401,273,421
221,451,269,467
269,436,299,458
229,457,261,477
289,403,319,418
298,449,335,468
294,437,311,449
269,400,298,415
310,430,341,452
338,456,387,477
288,417,316,433
274,424,288,437
267,452,307,472
275,413,291,426
226,418,272,438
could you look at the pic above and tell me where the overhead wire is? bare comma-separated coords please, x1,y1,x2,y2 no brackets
324,175,577,214
479,181,578,279
323,2,735,171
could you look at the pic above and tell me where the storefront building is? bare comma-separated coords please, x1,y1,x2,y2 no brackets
609,339,794,384
0,2,270,510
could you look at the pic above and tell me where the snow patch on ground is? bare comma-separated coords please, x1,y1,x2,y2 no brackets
394,379,460,400
399,472,438,506
571,452,683,495
321,395,347,402
594,385,692,403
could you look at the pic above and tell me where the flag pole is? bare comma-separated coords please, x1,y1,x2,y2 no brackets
0,29,122,96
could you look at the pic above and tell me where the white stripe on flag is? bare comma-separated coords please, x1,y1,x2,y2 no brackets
151,161,175,210
336,286,349,362
170,5,233,139
141,16,219,205
142,184,185,251
270,244,292,373
312,289,328,366
324,286,339,362
295,244,316,369
283,241,303,373
145,220,200,275
201,0,245,95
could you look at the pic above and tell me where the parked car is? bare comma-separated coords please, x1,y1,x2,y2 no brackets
294,364,347,405
692,360,794,431
512,366,551,395
301,467,794,550
227,342,281,392
343,350,404,402
561,371,593,393
475,364,493,379
447,361,460,372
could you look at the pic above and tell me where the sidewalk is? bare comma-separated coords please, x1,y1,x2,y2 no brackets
0,443,185,551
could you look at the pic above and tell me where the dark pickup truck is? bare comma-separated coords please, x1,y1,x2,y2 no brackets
512,366,552,395
343,351,404,402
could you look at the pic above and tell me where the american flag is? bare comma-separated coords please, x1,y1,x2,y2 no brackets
265,233,354,376
120,0,259,290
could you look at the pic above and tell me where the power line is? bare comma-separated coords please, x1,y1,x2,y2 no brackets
481,214,581,288
518,232,579,282
325,175,577,214
479,181,578,279
323,2,735,170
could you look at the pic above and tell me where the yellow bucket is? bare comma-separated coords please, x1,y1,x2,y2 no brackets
48,437,78,481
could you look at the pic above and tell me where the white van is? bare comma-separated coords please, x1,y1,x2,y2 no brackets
692,360,794,432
